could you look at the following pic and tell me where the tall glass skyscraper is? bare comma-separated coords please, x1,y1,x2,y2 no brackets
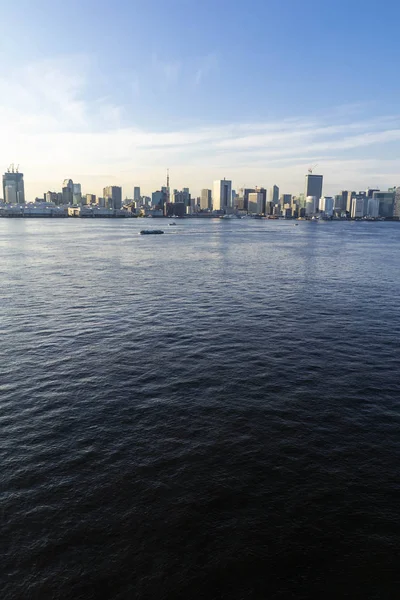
305,174,323,210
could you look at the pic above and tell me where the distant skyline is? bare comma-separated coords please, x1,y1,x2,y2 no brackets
2,0,400,199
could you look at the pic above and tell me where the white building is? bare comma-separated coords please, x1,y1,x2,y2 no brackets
351,197,365,218
319,196,334,216
305,195,317,216
213,179,232,212
367,198,380,218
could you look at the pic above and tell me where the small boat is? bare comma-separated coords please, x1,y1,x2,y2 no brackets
169,222,177,226
139,229,164,235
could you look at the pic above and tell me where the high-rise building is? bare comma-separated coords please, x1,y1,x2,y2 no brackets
367,198,380,218
200,189,212,210
134,187,140,201
305,174,323,211
305,196,317,216
248,192,263,214
86,194,96,204
351,197,365,218
45,191,58,204
334,194,345,211
103,186,122,209
269,185,279,205
373,191,395,218
62,179,74,205
3,166,25,204
73,183,82,205
319,196,334,216
394,188,400,219
213,179,232,212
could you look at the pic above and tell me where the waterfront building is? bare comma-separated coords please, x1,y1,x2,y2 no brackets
213,179,232,212
305,174,323,211
319,196,334,216
367,198,380,218
73,183,82,205
103,186,122,210
367,188,380,198
3,166,25,204
255,188,267,214
238,188,255,212
373,191,395,218
305,196,317,216
200,189,212,210
134,186,140,201
269,185,279,205
152,190,164,207
62,179,74,205
351,197,365,218
248,192,263,214
394,188,400,219
45,191,59,204
86,194,96,204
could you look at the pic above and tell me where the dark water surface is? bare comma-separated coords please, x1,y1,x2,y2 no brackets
1,218,400,599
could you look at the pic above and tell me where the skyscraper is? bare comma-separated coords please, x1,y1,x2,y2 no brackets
213,179,232,212
200,189,212,210
373,191,395,218
134,187,140,201
305,174,323,210
2,166,25,204
269,185,279,205
103,186,122,209
73,183,82,205
62,179,74,205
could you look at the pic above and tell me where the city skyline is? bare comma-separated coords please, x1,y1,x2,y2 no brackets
2,2,400,198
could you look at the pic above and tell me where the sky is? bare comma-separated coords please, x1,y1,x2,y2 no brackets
2,0,400,200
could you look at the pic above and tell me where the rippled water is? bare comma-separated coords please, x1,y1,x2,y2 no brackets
1,218,400,599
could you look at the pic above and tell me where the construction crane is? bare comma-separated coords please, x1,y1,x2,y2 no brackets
308,164,318,174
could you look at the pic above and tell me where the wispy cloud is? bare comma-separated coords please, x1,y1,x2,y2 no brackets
1,56,400,198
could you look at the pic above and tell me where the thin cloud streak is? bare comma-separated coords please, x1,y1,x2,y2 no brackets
1,56,400,198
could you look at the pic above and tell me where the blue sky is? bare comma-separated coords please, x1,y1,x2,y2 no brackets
2,0,400,199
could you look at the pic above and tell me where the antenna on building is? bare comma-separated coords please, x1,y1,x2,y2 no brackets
308,164,318,174
16,165,19,173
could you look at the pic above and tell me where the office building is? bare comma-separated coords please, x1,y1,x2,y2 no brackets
86,194,96,204
248,192,263,214
319,196,334,216
367,188,380,198
200,189,212,210
394,188,400,219
3,166,25,204
351,197,365,218
45,191,58,204
269,185,279,205
334,193,346,211
373,191,395,218
305,174,323,211
62,179,74,205
367,198,380,218
103,186,122,209
134,187,140,201
213,179,232,212
305,196,317,216
73,183,82,205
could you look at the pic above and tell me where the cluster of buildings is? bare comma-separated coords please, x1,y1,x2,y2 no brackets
1,165,400,220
